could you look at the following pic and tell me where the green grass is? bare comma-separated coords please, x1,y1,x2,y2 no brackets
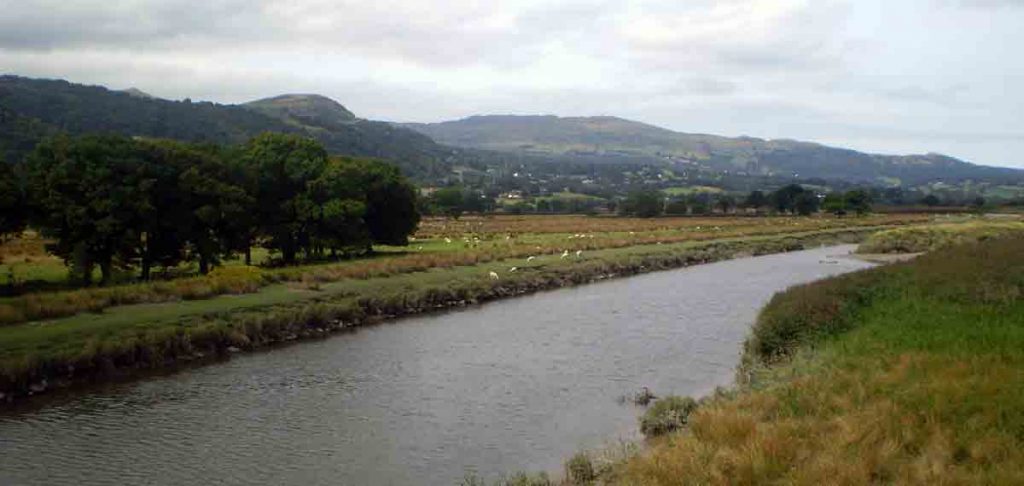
857,219,1024,254
662,186,725,197
0,227,875,398
0,215,926,327
612,235,1024,484
535,191,606,202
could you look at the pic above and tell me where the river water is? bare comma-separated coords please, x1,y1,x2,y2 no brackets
0,245,872,486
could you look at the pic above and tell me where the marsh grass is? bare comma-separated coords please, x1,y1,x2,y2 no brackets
0,228,871,400
639,396,699,437
857,219,1024,254
0,215,924,326
610,235,1024,485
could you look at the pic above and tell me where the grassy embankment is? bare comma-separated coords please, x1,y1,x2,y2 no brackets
858,219,1024,253
0,214,921,400
608,233,1024,484
0,214,926,326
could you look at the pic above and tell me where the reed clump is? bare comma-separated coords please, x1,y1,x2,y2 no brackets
639,396,699,437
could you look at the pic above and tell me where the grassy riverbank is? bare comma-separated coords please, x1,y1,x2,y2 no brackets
0,224,888,401
609,234,1024,484
0,214,926,325
857,218,1024,253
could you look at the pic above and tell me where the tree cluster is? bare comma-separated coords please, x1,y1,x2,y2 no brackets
2,133,420,284
423,186,495,218
822,189,873,215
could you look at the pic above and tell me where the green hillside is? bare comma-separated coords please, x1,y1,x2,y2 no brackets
0,76,451,180
405,115,1024,185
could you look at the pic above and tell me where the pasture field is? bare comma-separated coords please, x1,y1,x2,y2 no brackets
0,214,930,326
0,213,930,400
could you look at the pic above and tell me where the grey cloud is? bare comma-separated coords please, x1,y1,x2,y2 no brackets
0,1,265,50
0,0,620,69
0,0,1021,168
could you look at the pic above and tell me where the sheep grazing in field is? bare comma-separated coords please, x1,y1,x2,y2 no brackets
444,237,452,244
509,267,518,273
527,256,535,262
576,250,582,258
561,250,569,259
489,271,499,280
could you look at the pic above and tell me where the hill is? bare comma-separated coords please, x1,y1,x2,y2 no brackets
405,115,1024,185
0,76,451,180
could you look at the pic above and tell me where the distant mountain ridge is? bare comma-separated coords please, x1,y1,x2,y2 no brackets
2,75,1020,186
0,76,451,179
404,115,1023,185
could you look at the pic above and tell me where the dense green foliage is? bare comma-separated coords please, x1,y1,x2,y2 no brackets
619,190,664,217
15,133,419,281
770,184,819,215
0,161,26,241
423,187,495,218
0,75,450,180
822,189,872,215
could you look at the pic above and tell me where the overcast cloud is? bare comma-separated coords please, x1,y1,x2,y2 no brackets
1,0,1022,167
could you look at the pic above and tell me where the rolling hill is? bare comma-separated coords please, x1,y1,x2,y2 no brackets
404,115,1024,186
2,75,1020,188
0,76,452,180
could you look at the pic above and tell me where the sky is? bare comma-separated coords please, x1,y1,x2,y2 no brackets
1,0,1023,168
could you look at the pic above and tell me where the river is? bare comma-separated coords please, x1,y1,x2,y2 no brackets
0,245,873,485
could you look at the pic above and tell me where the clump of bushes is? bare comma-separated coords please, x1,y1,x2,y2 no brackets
639,395,699,437
565,452,597,484
743,268,888,364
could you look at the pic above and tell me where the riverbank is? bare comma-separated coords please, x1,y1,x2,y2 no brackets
608,234,1024,484
0,226,886,403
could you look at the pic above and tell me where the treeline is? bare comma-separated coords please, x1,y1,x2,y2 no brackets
0,133,419,284
617,185,873,217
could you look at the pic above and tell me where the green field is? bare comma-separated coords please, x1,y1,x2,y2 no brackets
0,218,911,399
608,234,1024,484
661,186,725,197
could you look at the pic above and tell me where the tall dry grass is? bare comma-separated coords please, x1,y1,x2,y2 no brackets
609,235,1024,485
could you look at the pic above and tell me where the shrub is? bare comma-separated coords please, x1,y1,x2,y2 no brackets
639,395,698,437
565,452,597,484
